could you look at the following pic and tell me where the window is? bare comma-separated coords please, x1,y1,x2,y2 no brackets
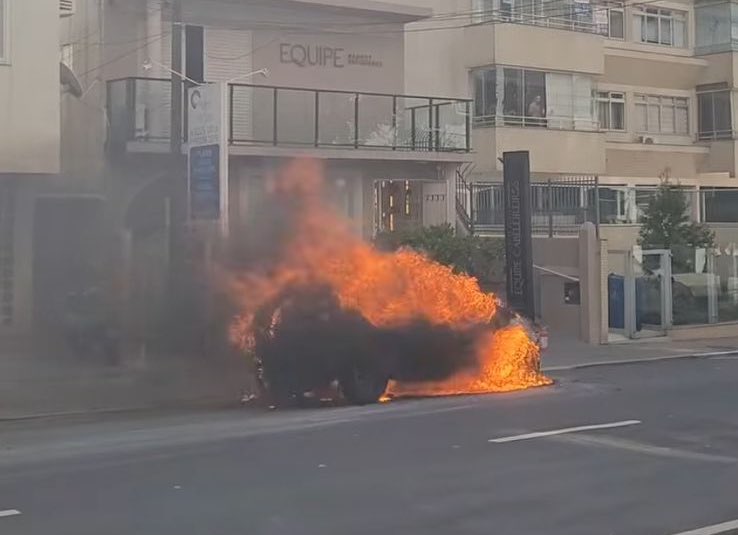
597,6,625,39
607,8,625,39
698,88,733,140
695,2,738,54
471,0,495,23
502,67,546,126
635,94,689,135
597,91,625,130
472,69,497,122
0,0,8,64
634,7,687,47
471,66,596,130
60,44,73,70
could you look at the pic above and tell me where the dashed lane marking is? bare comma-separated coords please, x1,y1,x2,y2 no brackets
0,510,21,518
488,420,641,443
669,519,738,535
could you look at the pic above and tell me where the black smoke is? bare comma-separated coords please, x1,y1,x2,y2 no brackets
251,285,484,397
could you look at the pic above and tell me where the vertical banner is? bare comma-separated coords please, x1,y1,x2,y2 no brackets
503,151,535,318
187,82,229,235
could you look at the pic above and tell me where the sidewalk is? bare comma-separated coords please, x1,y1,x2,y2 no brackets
3,332,737,421
542,332,738,370
0,338,252,421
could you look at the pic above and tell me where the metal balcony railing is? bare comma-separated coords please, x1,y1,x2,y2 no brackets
107,77,472,154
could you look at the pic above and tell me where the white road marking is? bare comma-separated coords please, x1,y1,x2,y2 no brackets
0,510,21,518
669,519,738,535
488,420,641,443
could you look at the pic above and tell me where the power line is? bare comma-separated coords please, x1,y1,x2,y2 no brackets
77,32,170,78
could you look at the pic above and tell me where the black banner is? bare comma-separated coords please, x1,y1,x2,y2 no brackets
503,151,535,318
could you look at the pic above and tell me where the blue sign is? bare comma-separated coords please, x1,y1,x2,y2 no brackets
189,144,220,220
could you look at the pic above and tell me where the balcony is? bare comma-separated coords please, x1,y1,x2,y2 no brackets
107,78,471,157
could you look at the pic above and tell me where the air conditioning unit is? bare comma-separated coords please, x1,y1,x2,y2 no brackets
60,0,75,17
637,135,655,145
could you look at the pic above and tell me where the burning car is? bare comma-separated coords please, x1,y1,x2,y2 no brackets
250,285,546,406
229,159,551,407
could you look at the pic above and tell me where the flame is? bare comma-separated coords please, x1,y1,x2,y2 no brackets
228,158,551,398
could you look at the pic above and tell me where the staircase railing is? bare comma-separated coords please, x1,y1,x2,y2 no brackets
455,169,474,234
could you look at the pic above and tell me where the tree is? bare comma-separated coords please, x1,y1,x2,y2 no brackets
638,183,715,271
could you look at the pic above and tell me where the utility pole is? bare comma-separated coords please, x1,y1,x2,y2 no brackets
166,0,189,350
170,0,183,156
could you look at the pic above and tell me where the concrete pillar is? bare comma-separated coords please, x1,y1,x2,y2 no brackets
442,164,456,229
578,222,601,344
422,181,448,227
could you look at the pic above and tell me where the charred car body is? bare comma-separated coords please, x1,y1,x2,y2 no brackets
251,286,543,406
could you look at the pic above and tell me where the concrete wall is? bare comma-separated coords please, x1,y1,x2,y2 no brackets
404,0,469,98
0,0,60,174
473,127,606,175
532,225,603,344
606,148,705,179
59,0,107,191
492,24,603,75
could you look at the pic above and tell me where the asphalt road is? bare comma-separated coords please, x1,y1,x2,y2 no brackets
2,356,738,535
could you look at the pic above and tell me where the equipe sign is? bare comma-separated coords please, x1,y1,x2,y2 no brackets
503,151,535,319
187,83,228,232
279,43,383,68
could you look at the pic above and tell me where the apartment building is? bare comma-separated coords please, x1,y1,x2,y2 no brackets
403,0,738,249
0,0,61,334
103,0,470,242
66,0,471,335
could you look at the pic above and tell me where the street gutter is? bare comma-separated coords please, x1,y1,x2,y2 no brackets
543,349,738,372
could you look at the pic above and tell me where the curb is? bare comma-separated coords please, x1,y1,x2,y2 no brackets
0,397,239,423
543,348,738,372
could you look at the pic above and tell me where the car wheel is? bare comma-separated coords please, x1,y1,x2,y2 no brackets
340,364,389,405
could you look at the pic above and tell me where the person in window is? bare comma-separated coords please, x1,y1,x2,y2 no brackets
527,95,546,126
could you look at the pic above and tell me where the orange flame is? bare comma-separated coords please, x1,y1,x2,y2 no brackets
228,158,551,398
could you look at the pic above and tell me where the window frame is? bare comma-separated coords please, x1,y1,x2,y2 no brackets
597,91,626,131
472,68,498,124
697,88,733,140
471,65,597,130
0,0,10,65
635,7,687,47
634,94,689,135
600,7,625,39
471,0,495,23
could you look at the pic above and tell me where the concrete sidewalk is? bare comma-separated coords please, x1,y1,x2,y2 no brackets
542,333,738,370
0,338,252,421
2,332,737,421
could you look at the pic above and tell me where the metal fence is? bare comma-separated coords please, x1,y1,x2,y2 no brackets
457,174,599,236
598,186,738,224
457,177,738,236
228,84,471,152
